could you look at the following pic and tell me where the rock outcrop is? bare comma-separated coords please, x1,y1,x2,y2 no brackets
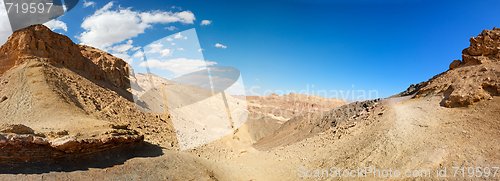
0,25,130,90
0,124,143,164
414,28,500,107
396,82,426,97
0,25,178,164
0,124,35,134
461,28,500,66
449,60,462,70
79,45,131,91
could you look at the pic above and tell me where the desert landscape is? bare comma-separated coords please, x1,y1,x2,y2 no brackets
0,11,500,180
0,24,499,180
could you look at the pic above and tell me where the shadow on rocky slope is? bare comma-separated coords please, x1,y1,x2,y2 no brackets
0,142,163,174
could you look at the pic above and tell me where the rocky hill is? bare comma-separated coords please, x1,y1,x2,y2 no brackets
0,25,130,90
253,99,380,150
247,93,346,120
409,28,500,107
0,25,177,164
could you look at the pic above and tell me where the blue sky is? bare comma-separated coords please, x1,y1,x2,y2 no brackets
2,0,500,99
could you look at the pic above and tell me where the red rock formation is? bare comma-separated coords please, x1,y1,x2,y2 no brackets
0,24,130,90
80,45,131,91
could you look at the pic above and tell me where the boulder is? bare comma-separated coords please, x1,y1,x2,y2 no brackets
0,124,35,134
449,59,462,70
461,28,500,66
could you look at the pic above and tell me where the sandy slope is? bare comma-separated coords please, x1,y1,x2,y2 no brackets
2,94,499,180
0,59,110,134
191,96,500,180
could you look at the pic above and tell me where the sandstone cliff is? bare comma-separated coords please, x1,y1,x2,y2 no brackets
0,25,130,90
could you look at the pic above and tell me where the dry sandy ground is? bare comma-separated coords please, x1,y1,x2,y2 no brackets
2,95,499,180
189,96,500,180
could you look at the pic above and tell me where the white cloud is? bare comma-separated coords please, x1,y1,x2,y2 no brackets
215,43,227,49
200,20,212,26
176,11,196,24
145,42,171,57
171,6,182,10
0,0,12,45
131,46,141,51
160,49,172,57
112,52,132,63
80,5,146,49
165,26,178,31
140,11,195,24
79,2,196,50
173,32,185,39
130,50,145,63
139,58,217,76
147,42,164,53
43,19,68,32
95,2,114,14
110,40,135,53
107,40,141,63
133,51,144,59
83,0,96,8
